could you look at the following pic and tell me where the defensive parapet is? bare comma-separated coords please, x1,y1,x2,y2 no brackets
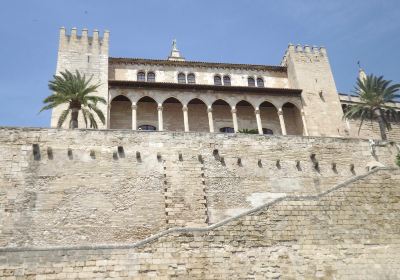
281,44,345,137
58,27,109,54
280,44,327,66
51,27,109,129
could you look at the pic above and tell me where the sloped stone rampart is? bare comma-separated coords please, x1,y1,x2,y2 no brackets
1,168,399,279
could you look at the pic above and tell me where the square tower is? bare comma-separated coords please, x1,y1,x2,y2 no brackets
51,27,109,129
282,44,344,136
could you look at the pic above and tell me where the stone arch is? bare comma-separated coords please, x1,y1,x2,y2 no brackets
185,96,209,107
137,96,158,130
110,95,132,129
282,102,304,135
159,95,184,105
109,90,133,103
163,97,184,131
259,101,281,135
236,100,256,131
256,99,280,110
187,98,208,132
212,99,233,133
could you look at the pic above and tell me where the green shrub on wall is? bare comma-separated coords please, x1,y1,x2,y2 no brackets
238,129,258,134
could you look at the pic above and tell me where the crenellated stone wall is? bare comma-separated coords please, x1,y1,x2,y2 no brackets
0,127,398,249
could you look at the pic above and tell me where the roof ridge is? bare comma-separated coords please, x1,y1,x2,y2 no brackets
109,57,286,71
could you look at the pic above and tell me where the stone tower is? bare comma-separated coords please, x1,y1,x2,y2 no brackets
281,44,344,136
51,27,109,129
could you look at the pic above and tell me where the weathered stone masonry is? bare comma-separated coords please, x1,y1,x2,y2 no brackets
1,167,399,279
0,127,398,249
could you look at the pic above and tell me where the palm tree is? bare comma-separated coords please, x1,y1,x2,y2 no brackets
344,74,400,140
40,70,106,129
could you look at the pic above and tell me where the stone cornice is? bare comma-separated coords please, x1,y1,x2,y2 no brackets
109,57,287,72
108,80,302,95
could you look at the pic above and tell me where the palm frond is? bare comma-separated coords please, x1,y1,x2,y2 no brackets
41,70,106,129
87,111,98,129
81,108,89,128
57,109,70,128
39,103,60,113
348,73,400,140
87,103,106,124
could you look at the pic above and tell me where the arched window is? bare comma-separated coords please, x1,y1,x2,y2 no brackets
137,71,146,82
257,77,264,87
147,72,155,82
187,73,196,84
214,75,222,86
219,127,235,133
248,77,255,87
223,75,231,86
138,124,156,131
262,128,273,135
178,73,186,84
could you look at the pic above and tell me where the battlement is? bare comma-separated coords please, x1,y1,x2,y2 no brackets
58,27,109,53
281,43,327,66
53,27,109,129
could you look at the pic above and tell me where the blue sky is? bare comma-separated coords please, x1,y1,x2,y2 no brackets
0,0,399,127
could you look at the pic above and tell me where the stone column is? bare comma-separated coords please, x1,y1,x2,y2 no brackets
182,105,189,132
207,106,214,133
255,107,263,135
131,103,137,130
278,108,287,135
301,109,309,136
157,104,163,131
231,107,238,133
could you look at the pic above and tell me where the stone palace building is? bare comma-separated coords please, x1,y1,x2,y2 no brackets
52,27,400,141
1,28,400,279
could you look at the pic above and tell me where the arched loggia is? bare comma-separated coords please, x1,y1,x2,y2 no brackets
163,97,184,131
137,96,158,130
259,101,281,135
282,102,304,135
110,95,132,129
212,99,233,133
187,98,208,132
236,100,256,131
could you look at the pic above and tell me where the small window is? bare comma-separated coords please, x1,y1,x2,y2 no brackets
214,75,222,86
223,75,231,86
262,128,273,135
219,127,235,133
248,77,255,87
138,125,156,131
147,72,155,82
187,73,196,84
257,78,264,87
178,73,186,84
137,71,146,82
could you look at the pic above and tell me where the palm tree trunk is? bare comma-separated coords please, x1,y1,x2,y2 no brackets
376,110,387,141
70,108,79,129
